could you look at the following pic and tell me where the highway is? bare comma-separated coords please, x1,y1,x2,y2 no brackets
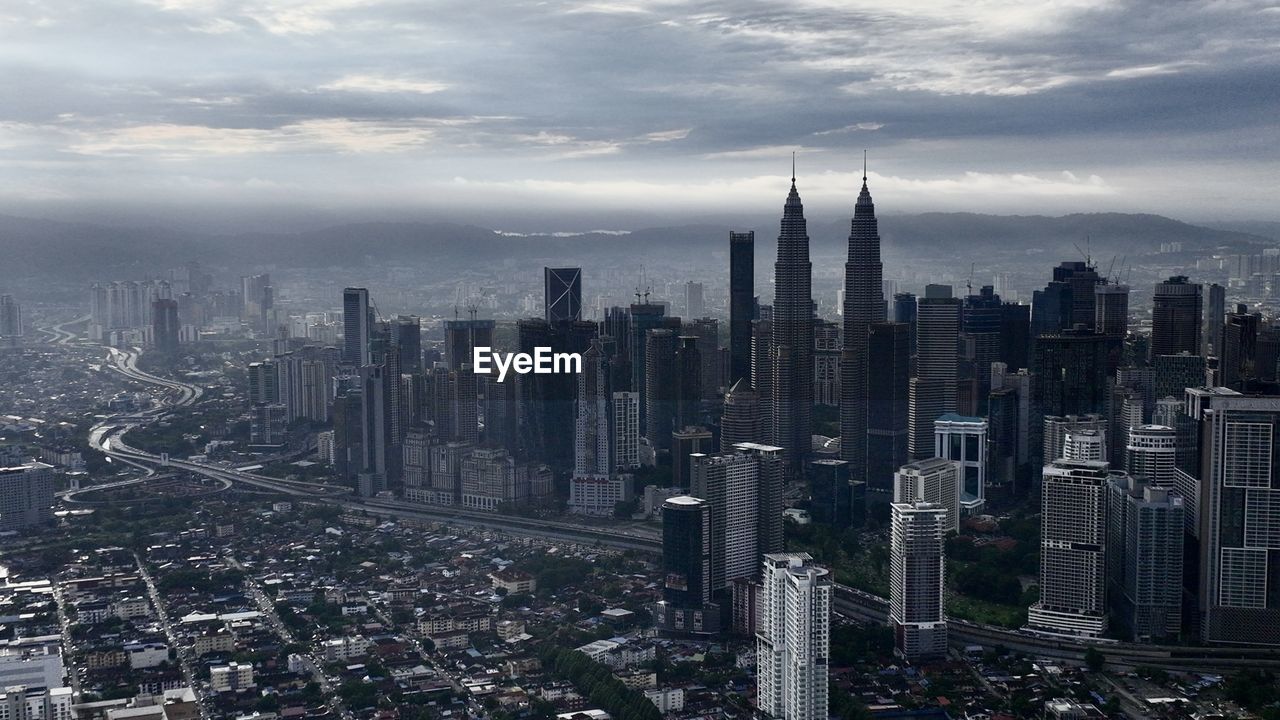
80,342,1280,674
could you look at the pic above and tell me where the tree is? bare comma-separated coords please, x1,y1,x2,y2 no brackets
1083,646,1105,672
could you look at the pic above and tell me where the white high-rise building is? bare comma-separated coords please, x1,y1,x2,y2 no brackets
612,391,640,469
1043,414,1107,463
756,553,831,720
1028,458,1111,638
893,457,960,534
890,501,948,661
1062,429,1106,462
1125,424,1176,489
933,414,987,508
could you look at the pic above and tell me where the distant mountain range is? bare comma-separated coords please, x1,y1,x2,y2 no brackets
0,211,1273,278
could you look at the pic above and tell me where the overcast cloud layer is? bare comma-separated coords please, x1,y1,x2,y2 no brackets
1,0,1278,225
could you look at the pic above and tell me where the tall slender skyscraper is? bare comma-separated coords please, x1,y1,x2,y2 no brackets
756,553,831,720
909,296,961,459
342,287,371,367
151,298,180,354
729,231,756,387
890,501,948,661
866,322,910,489
771,169,814,472
1205,282,1226,356
840,159,886,482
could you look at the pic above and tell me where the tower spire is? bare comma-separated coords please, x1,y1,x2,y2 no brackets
862,149,867,184
791,151,796,185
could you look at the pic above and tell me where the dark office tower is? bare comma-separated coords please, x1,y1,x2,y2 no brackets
444,318,495,372
1195,395,1280,645
908,297,961,459
999,302,1031,371
1052,261,1101,330
332,389,363,483
358,364,388,496
866,322,910,490
517,318,596,469
603,306,633,389
721,380,763,451
810,458,852,527
630,302,676,428
1031,280,1073,337
675,335,703,430
247,360,279,405
839,166,886,478
151,298,180,354
730,231,756,386
391,315,422,374
771,173,814,472
686,318,722,400
482,375,519,449
544,267,583,323
644,328,679,451
1095,283,1129,337
1153,352,1206,400
1205,283,1226,356
1032,327,1109,418
1151,276,1202,360
893,292,918,357
1220,304,1260,391
450,365,479,446
987,387,1018,489
653,496,720,635
751,319,774,441
961,286,1002,411
342,287,371,366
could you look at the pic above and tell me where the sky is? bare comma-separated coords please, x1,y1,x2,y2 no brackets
1,0,1278,228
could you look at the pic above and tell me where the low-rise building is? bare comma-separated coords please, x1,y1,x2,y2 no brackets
210,662,255,693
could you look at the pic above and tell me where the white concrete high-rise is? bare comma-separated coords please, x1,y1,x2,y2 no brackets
1028,458,1111,638
1062,429,1106,462
1125,424,1176,489
757,553,831,720
893,457,960,534
1043,414,1107,464
890,502,948,661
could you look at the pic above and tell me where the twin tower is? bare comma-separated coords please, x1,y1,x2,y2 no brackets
756,158,889,483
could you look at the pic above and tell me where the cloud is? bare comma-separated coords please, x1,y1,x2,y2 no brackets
66,118,445,157
0,0,1277,218
318,74,450,95
813,122,884,135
